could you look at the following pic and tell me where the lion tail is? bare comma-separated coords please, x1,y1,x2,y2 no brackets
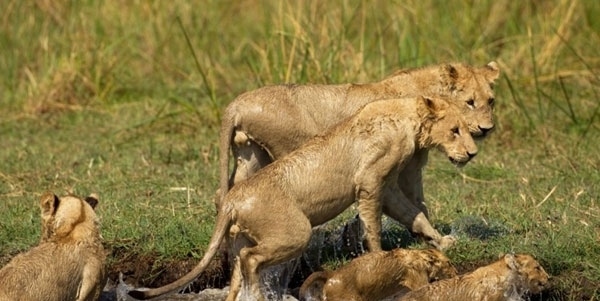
127,205,232,299
298,270,330,301
217,103,237,206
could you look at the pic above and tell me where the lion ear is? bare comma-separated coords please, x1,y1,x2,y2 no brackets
484,61,500,82
424,249,439,264
85,193,99,210
441,64,459,91
503,253,519,271
421,96,448,117
40,192,60,219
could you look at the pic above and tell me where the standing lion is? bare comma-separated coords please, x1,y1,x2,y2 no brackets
0,192,107,301
129,96,478,301
218,62,499,248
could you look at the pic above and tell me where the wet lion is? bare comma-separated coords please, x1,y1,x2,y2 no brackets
397,253,550,301
299,248,457,301
219,61,499,248
129,95,477,301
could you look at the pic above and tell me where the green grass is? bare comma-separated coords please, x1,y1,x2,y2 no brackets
0,0,599,299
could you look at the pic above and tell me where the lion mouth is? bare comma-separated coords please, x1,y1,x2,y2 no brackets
472,126,494,139
449,157,469,167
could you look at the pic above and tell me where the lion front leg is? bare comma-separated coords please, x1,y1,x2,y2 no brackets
76,262,105,301
355,183,384,252
382,185,456,250
397,150,430,218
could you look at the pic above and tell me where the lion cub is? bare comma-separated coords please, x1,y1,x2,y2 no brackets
397,253,550,301
299,248,457,301
0,192,107,301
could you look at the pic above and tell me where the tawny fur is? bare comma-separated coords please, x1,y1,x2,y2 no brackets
0,192,107,301
218,62,499,249
129,96,477,301
299,248,457,301
397,253,550,301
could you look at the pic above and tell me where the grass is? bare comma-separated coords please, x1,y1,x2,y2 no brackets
0,0,599,299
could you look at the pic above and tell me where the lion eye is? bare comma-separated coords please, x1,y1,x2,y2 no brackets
451,126,460,135
488,97,495,106
466,99,475,108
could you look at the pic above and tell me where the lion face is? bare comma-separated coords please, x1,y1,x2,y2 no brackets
423,97,478,167
513,254,550,294
444,62,499,138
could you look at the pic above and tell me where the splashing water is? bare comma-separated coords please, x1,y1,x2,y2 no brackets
256,214,416,300
450,215,510,240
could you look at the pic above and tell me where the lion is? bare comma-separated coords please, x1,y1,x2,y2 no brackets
0,192,107,301
128,95,477,301
396,253,550,301
218,61,499,248
298,248,457,301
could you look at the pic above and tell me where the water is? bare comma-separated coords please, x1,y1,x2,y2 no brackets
257,215,416,300
118,214,510,300
450,215,510,240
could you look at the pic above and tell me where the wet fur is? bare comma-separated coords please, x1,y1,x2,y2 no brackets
129,96,477,301
219,62,499,248
397,254,550,301
299,248,457,301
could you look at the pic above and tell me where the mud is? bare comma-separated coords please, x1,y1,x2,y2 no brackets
101,216,596,301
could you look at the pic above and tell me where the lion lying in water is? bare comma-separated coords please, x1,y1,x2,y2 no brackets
299,248,457,301
0,192,107,301
129,95,477,301
396,253,550,301
218,62,499,249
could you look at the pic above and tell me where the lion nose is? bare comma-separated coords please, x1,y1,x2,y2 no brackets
479,125,494,136
468,151,477,160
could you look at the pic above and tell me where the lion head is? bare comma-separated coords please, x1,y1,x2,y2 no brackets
40,192,100,243
441,61,499,138
505,253,550,294
418,96,478,167
415,249,458,282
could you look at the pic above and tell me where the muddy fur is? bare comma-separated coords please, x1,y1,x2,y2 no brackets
299,248,457,301
397,253,550,301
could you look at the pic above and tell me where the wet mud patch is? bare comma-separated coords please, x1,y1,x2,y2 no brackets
106,253,599,301
109,248,229,292
104,217,599,300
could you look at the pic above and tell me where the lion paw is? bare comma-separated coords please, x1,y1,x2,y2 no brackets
430,235,457,251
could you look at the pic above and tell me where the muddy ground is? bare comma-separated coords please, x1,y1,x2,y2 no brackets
102,218,599,301
103,250,598,301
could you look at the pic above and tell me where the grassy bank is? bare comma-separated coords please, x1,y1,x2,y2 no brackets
0,0,598,299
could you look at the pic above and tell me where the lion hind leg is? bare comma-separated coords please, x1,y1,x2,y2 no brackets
225,255,243,301
238,218,312,301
